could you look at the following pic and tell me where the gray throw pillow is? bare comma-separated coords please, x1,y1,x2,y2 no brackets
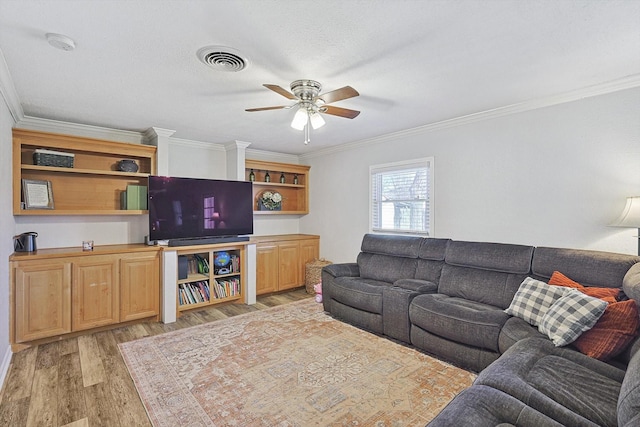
538,289,608,346
505,277,569,326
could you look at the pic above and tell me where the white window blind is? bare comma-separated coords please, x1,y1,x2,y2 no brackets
370,158,432,236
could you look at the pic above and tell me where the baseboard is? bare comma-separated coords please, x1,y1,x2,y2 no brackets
0,346,12,394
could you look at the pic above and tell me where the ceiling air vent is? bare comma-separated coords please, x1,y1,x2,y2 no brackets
196,46,249,72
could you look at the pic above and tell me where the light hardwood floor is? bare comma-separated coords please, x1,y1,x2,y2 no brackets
0,289,312,427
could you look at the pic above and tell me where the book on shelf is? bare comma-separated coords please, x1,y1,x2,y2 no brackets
212,277,240,299
178,281,211,306
121,185,148,210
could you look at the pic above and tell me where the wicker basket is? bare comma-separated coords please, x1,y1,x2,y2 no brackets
305,259,332,294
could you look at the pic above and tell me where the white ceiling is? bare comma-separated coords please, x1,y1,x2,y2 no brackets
0,0,639,155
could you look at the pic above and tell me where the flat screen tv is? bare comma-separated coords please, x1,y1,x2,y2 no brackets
148,176,253,244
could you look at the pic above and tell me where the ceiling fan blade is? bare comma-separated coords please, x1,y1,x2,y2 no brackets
316,86,359,104
264,84,297,100
245,106,288,112
322,105,361,119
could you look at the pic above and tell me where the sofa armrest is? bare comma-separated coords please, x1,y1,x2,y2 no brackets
623,262,640,301
323,263,360,278
393,278,438,293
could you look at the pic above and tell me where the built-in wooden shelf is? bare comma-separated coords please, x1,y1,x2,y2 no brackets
245,159,310,215
13,128,157,216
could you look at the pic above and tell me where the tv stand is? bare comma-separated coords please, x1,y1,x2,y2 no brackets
168,235,250,247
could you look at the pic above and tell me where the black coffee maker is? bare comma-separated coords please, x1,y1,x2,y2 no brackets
14,232,37,252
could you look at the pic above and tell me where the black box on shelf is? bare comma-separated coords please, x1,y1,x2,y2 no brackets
33,149,75,168
178,255,188,280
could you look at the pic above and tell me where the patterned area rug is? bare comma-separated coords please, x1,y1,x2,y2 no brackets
119,299,475,426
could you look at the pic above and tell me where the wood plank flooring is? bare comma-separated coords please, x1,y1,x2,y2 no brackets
0,289,312,427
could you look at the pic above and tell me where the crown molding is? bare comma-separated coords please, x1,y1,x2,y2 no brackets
0,48,23,123
224,140,252,151
301,74,640,160
17,115,144,144
246,148,301,164
142,127,176,143
171,137,226,151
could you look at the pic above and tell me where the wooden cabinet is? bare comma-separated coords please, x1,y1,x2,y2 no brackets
278,241,302,291
256,244,279,294
175,244,245,314
120,253,160,321
13,261,71,342
72,256,119,331
13,128,156,215
10,245,161,348
245,159,310,215
253,234,320,295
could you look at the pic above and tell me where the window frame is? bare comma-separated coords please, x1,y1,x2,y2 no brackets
369,157,434,236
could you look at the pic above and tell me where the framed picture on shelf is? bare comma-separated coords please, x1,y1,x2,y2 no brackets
22,179,54,209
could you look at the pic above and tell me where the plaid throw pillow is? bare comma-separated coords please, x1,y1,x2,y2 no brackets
539,289,608,347
505,277,569,326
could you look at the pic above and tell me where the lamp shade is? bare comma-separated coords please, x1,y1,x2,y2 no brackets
309,112,325,129
610,196,640,228
291,107,308,130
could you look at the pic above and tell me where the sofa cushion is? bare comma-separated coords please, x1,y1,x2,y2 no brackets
357,252,418,283
499,316,547,353
532,247,639,287
445,240,534,273
330,277,387,314
538,290,608,346
417,237,449,260
393,278,437,293
427,385,564,427
410,293,509,352
573,299,640,361
439,265,529,308
360,233,422,258
549,271,620,301
505,277,569,326
476,337,625,427
618,348,640,426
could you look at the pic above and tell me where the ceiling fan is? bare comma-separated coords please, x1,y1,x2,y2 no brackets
246,80,360,144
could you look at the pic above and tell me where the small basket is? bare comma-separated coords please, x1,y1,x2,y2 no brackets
305,258,332,294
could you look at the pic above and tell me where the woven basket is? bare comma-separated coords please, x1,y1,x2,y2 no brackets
305,258,332,294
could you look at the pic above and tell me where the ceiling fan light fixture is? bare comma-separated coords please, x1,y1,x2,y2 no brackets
291,107,308,130
309,112,325,129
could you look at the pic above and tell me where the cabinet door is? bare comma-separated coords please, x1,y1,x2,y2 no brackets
278,241,301,291
120,253,159,322
14,262,71,342
298,239,320,284
256,244,279,295
72,256,119,331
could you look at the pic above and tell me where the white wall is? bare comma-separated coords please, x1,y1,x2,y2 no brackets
168,138,227,179
0,93,15,377
301,87,640,263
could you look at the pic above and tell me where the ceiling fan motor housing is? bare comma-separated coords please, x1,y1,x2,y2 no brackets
290,80,322,101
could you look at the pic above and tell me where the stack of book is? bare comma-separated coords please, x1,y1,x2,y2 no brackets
212,277,241,299
178,281,210,305
121,184,147,210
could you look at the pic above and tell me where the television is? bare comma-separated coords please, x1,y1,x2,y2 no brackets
148,176,254,245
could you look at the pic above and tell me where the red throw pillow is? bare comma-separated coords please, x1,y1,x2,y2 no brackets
548,271,620,303
572,299,640,360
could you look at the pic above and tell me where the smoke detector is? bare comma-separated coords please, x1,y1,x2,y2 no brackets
196,46,249,72
46,33,76,51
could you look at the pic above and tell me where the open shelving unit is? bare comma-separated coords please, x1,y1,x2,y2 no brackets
176,246,244,313
13,128,156,215
245,159,310,215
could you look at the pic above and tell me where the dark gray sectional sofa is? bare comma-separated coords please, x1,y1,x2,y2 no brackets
321,234,640,427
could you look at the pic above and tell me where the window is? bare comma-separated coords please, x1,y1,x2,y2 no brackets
370,158,433,236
